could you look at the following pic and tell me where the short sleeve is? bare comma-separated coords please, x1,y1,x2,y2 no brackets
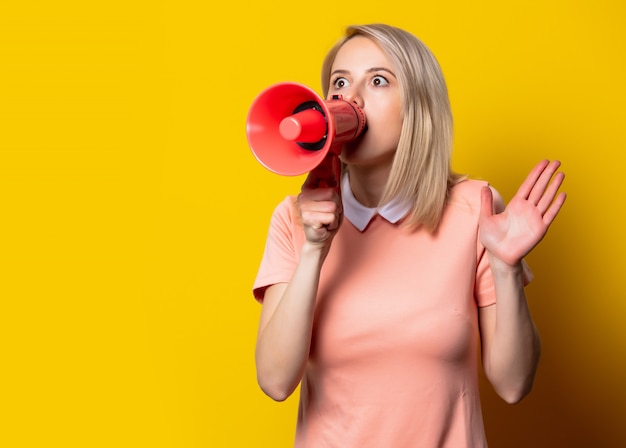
252,196,302,302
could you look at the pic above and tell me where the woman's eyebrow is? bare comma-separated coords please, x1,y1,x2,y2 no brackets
330,69,350,77
330,67,397,78
368,67,397,78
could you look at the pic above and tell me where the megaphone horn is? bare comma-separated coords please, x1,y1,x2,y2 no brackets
246,82,366,176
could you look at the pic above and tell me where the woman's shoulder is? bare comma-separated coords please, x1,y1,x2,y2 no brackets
270,195,302,228
448,178,488,207
434,178,488,234
450,178,489,194
273,195,298,212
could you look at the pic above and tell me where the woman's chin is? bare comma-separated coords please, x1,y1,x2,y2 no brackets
339,134,366,159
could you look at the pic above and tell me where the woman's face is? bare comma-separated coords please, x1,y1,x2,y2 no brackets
327,36,403,168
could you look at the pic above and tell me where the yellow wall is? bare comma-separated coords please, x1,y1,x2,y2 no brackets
1,0,624,446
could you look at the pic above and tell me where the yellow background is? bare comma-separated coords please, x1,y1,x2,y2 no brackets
1,0,624,446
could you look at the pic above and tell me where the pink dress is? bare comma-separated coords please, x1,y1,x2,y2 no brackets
254,179,526,447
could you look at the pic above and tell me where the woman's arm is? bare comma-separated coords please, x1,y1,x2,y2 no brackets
478,160,566,403
255,157,343,401
478,262,542,404
255,241,326,401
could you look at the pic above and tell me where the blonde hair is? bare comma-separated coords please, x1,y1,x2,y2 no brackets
321,24,464,231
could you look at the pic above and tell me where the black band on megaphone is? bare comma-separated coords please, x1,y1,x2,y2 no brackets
292,101,328,151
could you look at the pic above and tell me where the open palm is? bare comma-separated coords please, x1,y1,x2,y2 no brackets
479,160,567,266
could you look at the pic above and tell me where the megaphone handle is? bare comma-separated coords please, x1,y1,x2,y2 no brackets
325,151,342,195
303,150,342,194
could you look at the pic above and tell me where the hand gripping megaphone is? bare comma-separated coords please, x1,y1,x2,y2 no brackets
246,82,366,185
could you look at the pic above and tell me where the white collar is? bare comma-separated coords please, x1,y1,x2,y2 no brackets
341,173,411,231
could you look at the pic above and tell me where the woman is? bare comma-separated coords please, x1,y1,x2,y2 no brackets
252,23,566,447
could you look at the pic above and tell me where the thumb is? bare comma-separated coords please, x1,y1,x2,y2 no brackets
480,186,494,219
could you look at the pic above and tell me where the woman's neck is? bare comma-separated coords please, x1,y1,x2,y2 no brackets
346,164,392,208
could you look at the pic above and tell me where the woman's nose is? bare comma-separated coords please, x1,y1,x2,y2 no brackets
343,88,364,108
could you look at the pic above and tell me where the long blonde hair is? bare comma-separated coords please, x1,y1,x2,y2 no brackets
321,24,463,231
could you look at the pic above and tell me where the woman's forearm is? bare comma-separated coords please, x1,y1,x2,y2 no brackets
481,256,542,404
255,242,327,401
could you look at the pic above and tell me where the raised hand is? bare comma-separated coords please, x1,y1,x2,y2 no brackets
479,160,567,266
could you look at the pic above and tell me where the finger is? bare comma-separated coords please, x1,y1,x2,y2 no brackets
299,187,337,203
303,210,338,227
527,160,562,205
299,188,342,214
542,191,567,227
536,171,565,215
515,160,551,201
301,208,341,232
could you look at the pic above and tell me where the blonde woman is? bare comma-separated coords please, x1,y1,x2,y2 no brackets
252,23,566,447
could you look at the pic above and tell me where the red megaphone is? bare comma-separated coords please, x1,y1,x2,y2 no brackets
246,82,366,178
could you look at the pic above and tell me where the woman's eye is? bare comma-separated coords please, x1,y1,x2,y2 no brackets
372,75,389,87
332,77,349,89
